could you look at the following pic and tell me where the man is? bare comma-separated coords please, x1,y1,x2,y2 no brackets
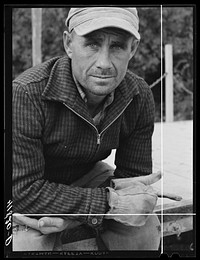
12,7,180,251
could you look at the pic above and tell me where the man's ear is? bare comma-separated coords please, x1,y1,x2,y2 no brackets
129,39,140,60
63,31,73,59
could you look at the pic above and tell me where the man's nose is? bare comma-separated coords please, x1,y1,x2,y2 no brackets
95,48,112,70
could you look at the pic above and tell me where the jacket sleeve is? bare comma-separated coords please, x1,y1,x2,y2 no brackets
114,83,155,178
12,82,107,229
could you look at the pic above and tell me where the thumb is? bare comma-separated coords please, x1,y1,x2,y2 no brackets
38,217,57,228
136,171,162,185
111,171,162,189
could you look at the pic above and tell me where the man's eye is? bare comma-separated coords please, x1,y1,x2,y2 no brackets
85,42,99,49
89,43,98,48
110,44,123,50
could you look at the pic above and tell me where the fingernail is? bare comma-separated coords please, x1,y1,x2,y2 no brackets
176,196,182,201
39,220,44,227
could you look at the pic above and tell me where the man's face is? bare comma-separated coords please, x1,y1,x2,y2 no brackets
65,27,137,97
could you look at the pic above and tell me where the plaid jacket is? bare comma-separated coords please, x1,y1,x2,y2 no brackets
12,55,155,229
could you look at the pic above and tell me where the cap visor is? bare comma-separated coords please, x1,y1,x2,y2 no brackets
74,17,140,40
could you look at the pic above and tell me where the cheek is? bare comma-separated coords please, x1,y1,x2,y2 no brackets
71,52,86,74
71,59,86,83
114,57,130,76
71,47,93,72
71,51,92,85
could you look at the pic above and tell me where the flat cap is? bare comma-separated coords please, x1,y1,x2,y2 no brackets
66,7,140,40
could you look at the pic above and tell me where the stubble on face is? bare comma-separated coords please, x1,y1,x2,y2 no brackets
69,28,135,98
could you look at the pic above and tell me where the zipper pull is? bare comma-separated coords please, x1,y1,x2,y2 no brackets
97,134,101,145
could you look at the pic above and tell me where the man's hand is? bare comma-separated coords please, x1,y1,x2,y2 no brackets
105,182,158,226
13,213,81,235
105,171,182,226
111,171,182,201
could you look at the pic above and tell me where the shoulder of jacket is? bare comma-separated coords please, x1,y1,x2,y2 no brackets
125,69,151,98
126,69,148,86
13,56,63,86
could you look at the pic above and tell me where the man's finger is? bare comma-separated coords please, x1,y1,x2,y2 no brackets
112,171,162,189
38,217,66,228
133,171,162,185
156,190,182,201
38,217,82,234
13,213,39,230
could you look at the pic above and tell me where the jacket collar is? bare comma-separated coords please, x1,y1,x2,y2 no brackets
42,56,140,126
42,56,78,105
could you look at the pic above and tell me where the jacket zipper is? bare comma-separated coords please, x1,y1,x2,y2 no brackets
98,98,133,141
63,99,133,145
63,102,100,144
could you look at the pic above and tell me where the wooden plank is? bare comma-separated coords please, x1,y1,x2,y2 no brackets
165,44,174,122
31,8,42,66
155,199,193,237
152,120,193,205
154,199,193,214
163,216,193,237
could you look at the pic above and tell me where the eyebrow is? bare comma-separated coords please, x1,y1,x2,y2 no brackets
111,40,128,48
82,35,129,51
83,31,129,43
83,33,103,43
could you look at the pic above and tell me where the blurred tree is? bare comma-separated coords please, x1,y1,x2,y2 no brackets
42,8,69,61
129,7,161,80
12,8,32,79
162,7,193,121
129,7,162,121
12,8,69,79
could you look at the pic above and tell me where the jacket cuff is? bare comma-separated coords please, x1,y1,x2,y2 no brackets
86,187,108,230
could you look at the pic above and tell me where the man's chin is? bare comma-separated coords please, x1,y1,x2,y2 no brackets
89,85,116,96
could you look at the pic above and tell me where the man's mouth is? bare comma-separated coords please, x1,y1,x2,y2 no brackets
91,75,114,79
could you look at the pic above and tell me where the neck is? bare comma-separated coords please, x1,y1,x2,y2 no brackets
72,73,105,106
86,91,106,107
72,74,107,116
85,91,106,117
